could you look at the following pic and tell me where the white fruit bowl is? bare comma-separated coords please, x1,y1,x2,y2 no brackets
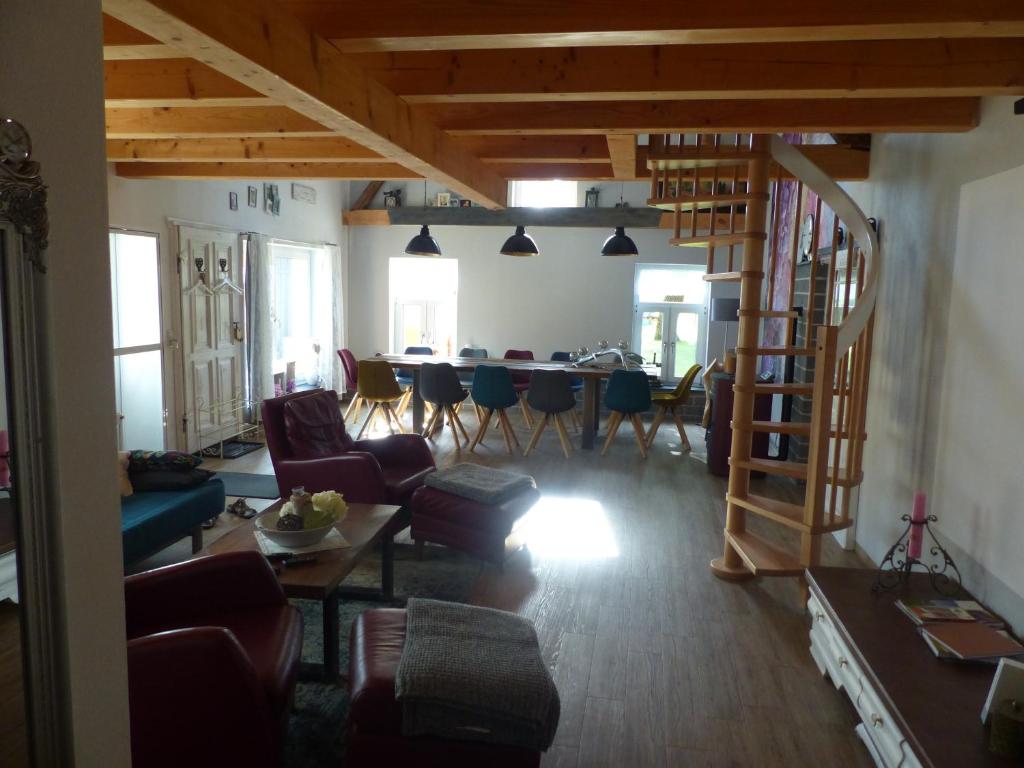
255,508,336,549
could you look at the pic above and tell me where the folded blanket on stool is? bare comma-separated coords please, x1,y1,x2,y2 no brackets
395,598,560,751
424,463,536,506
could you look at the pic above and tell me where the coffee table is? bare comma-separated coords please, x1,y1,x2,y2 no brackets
202,500,405,681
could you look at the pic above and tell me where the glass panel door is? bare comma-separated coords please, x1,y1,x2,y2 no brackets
671,309,700,378
110,231,166,450
637,309,667,372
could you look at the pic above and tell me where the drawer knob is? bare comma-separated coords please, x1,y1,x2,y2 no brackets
838,657,848,668
815,611,824,621
870,713,883,728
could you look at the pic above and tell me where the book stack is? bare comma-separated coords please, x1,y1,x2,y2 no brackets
896,598,1024,663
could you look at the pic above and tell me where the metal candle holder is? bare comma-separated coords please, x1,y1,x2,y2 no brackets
873,512,962,595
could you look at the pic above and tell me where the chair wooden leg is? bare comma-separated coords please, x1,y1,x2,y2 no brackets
671,407,692,451
385,403,405,434
446,406,462,450
568,406,580,432
498,409,521,454
600,411,624,456
553,413,574,458
518,392,534,427
422,405,442,438
357,402,379,439
523,413,549,457
471,408,493,452
474,404,484,424
646,405,668,449
344,394,362,421
629,413,649,459
451,405,471,444
396,388,412,418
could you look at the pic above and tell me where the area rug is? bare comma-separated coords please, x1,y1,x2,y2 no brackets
284,542,483,767
215,471,280,499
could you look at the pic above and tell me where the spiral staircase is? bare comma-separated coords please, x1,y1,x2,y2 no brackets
647,133,880,583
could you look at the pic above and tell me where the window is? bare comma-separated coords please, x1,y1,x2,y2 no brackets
389,257,458,355
508,180,578,208
269,241,332,386
631,264,707,382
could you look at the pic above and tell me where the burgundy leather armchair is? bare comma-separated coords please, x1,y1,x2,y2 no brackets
261,389,435,506
124,551,303,768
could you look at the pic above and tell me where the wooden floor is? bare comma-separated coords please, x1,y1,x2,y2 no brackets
0,600,28,768
200,407,873,768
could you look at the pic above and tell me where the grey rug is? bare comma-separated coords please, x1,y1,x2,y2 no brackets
284,542,483,768
216,471,280,499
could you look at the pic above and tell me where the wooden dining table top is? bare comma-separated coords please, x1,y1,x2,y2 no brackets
376,353,626,378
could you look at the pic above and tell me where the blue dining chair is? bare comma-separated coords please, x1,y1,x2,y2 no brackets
551,351,583,431
395,345,433,418
601,369,652,459
458,348,489,418
469,364,521,455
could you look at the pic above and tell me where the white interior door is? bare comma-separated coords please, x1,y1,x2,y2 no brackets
177,225,245,452
633,303,704,382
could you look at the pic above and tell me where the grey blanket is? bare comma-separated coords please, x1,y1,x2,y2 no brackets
424,462,536,505
395,598,560,751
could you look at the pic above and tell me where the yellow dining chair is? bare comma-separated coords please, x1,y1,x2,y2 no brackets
355,358,406,438
646,363,702,451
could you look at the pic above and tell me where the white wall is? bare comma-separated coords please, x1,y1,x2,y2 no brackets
846,97,1024,629
107,172,348,447
346,220,739,366
1,0,132,763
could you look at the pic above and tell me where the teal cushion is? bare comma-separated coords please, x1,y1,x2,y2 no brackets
121,479,225,566
605,369,652,414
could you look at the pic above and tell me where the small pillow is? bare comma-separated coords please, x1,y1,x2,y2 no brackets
283,393,354,459
128,450,202,474
117,451,134,497
130,468,215,492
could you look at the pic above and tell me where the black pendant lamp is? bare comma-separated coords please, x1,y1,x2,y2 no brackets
602,182,638,256
499,225,539,257
601,225,638,256
405,180,442,256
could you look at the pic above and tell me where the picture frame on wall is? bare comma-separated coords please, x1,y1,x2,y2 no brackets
436,192,450,207
229,191,238,211
247,185,257,207
584,187,600,208
264,183,281,216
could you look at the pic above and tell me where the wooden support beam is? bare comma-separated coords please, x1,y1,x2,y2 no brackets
273,1,1024,52
103,13,177,58
357,39,1024,102
418,98,979,135
351,181,385,210
105,59,270,107
606,135,637,180
103,0,508,207
459,136,611,164
113,162,420,179
105,136,384,162
105,107,334,138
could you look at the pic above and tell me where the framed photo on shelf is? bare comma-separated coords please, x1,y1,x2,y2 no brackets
436,192,450,207
584,187,600,208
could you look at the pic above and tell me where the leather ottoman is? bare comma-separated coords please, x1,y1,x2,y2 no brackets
348,608,541,768
409,485,540,565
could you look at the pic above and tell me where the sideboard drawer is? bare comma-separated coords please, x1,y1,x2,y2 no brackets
855,677,906,768
809,595,863,696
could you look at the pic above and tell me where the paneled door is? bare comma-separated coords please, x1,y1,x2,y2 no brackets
177,225,245,453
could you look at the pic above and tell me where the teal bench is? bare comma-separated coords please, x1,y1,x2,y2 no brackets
121,478,225,567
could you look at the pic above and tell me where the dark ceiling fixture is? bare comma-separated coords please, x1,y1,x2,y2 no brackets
1015,98,1024,116
405,180,442,256
499,225,539,257
601,226,639,256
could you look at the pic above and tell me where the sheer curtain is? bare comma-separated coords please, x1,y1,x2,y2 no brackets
245,233,275,407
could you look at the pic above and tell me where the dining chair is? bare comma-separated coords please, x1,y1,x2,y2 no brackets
355,358,406,438
550,351,583,431
420,362,471,449
469,364,521,455
646,363,703,451
396,346,433,418
523,369,577,459
457,346,489,387
337,348,363,422
601,369,653,459
503,349,535,427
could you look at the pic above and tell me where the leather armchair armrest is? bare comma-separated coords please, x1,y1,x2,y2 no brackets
128,627,278,768
125,551,285,638
274,453,388,503
354,434,436,472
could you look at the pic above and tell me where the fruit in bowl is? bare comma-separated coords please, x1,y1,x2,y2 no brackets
255,489,348,549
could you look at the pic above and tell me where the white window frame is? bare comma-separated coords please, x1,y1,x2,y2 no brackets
508,179,579,208
631,263,708,382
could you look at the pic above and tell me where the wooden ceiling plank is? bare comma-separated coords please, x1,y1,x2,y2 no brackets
418,98,979,135
606,135,637,179
113,161,421,179
271,1,1024,51
103,14,177,59
102,0,507,207
105,136,384,162
357,38,1024,102
459,135,611,163
105,106,334,138
105,59,270,107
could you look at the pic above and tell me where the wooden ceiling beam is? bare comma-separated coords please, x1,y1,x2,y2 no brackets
358,39,1024,103
105,136,384,162
105,107,334,138
103,13,177,59
459,135,611,164
113,161,421,179
271,1,1024,52
103,0,507,207
105,59,270,107
418,98,979,135
606,136,637,179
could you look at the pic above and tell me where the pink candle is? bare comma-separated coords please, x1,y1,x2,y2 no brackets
908,491,926,560
0,429,9,488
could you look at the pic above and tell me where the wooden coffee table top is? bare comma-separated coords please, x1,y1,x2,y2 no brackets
202,501,402,600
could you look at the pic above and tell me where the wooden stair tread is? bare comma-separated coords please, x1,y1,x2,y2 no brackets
736,346,816,356
725,530,804,577
702,271,741,283
646,192,765,211
727,492,806,531
733,458,809,480
670,232,762,248
753,382,814,395
734,420,811,436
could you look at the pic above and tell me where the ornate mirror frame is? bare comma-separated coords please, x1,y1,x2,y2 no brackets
0,118,74,765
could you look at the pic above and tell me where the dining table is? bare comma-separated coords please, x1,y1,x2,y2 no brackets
378,354,622,449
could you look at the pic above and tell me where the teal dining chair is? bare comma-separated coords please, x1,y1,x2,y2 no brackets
601,369,652,459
